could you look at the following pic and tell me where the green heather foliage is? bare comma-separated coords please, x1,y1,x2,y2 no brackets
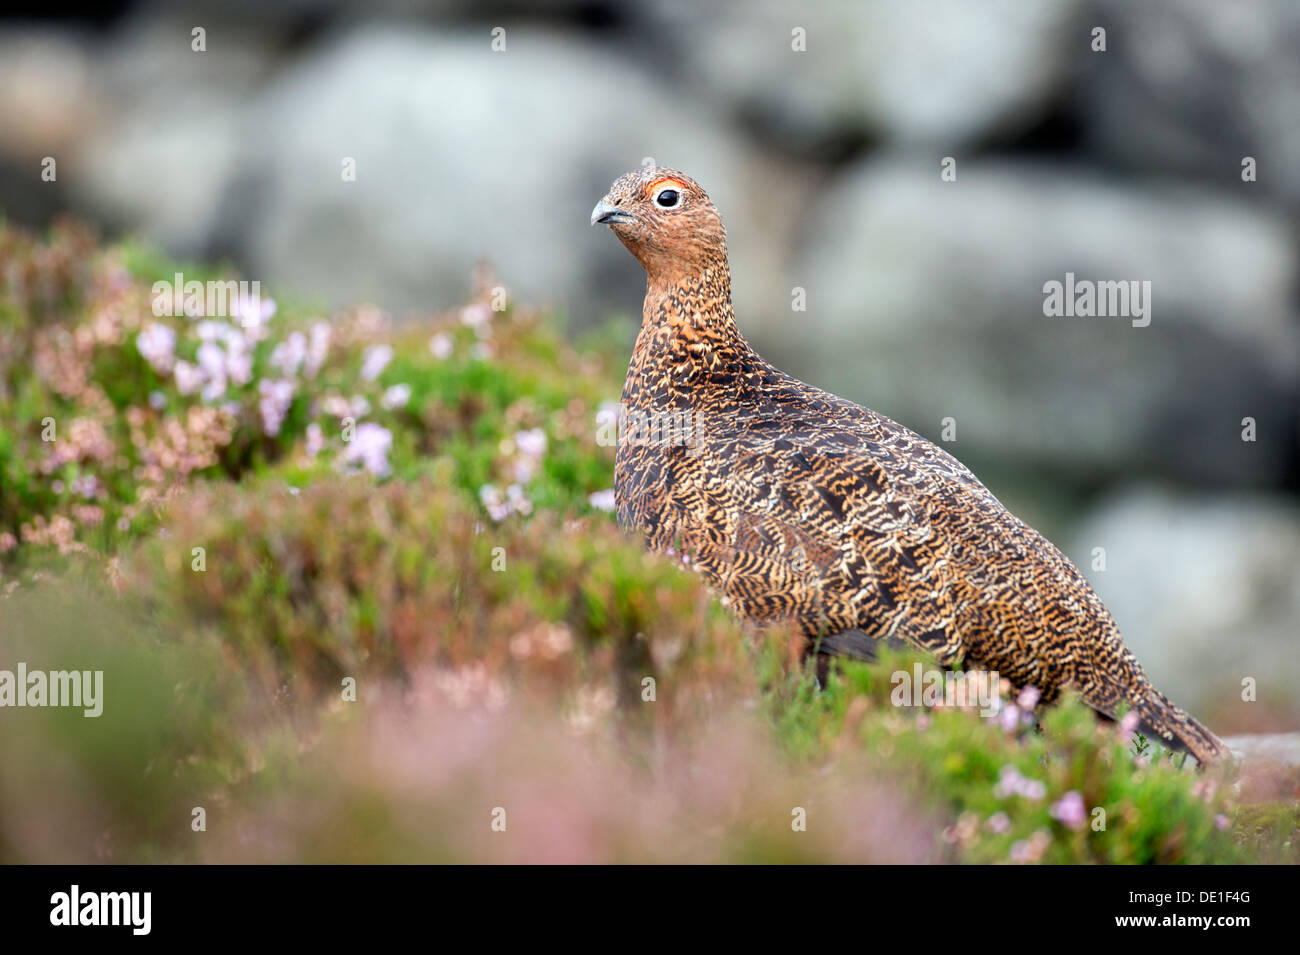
121,476,770,725
0,222,1294,863
767,650,1276,864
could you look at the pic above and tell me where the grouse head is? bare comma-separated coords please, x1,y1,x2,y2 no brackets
590,166,728,282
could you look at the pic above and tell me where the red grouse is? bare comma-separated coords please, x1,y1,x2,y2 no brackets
590,165,1225,764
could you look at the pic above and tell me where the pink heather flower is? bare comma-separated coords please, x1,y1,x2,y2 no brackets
1050,791,1087,829
510,427,547,483
1119,711,1140,739
360,344,393,381
226,351,252,387
478,483,532,521
1016,686,1040,710
381,383,411,410
136,322,177,373
429,332,453,360
1215,814,1230,831
174,360,202,396
257,378,297,437
224,329,253,385
196,320,224,341
460,303,491,331
505,483,532,516
993,766,1021,798
999,703,1021,733
270,330,307,376
305,422,323,457
1009,830,1051,864
986,812,1012,835
201,374,227,403
322,394,352,419
994,765,1046,801
514,427,547,459
196,341,224,377
479,483,509,522
71,475,100,500
305,321,331,377
588,489,616,512
350,395,371,418
342,422,392,477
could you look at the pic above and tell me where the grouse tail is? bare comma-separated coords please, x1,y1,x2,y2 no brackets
1134,685,1227,766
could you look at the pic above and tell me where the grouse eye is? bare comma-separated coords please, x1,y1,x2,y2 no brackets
655,188,681,209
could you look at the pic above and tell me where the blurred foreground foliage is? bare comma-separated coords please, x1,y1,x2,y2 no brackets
0,221,1294,863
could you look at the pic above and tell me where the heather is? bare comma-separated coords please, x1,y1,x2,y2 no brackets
0,222,1293,863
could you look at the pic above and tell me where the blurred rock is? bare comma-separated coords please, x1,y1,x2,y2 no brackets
0,28,98,162
224,23,799,323
791,155,1299,486
48,17,807,323
1067,486,1300,721
65,15,279,258
645,0,1081,155
1224,733,1300,767
1078,0,1300,210
0,28,100,225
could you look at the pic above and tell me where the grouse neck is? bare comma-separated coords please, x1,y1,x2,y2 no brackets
622,266,761,412
642,265,748,350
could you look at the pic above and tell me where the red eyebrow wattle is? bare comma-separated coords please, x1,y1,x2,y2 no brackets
646,176,687,194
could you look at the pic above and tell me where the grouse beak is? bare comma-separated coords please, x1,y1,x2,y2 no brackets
590,199,635,227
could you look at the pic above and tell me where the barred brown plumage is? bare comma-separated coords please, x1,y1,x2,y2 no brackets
591,165,1227,765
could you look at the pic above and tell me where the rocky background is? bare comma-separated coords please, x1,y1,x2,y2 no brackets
0,0,1296,727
